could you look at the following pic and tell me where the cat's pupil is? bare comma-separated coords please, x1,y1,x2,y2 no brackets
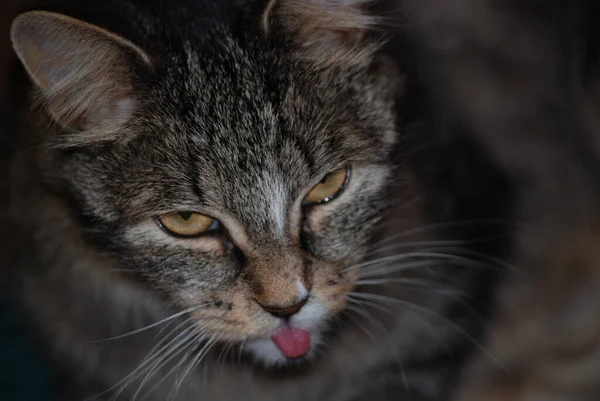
179,211,193,221
320,175,329,185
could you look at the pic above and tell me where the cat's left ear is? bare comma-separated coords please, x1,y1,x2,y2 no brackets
10,11,151,145
262,0,380,67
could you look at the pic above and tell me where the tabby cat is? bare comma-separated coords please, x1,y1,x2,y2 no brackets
7,0,502,400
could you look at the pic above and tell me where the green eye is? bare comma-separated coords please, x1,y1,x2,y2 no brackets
157,211,217,237
303,166,351,205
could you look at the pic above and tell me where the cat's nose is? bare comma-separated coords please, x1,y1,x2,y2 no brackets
260,298,308,319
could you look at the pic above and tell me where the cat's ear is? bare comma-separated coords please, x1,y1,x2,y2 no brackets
10,11,151,144
262,0,380,66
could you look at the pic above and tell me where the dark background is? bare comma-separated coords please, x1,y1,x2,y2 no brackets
1,3,55,400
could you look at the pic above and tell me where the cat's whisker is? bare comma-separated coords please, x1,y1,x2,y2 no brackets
357,258,504,280
153,320,177,341
346,297,413,392
349,292,506,370
365,235,508,257
180,335,218,388
90,303,210,343
115,315,220,401
165,334,207,401
345,257,437,273
132,326,208,401
217,341,234,376
372,245,517,273
361,273,483,307
356,277,439,287
140,320,194,366
349,291,415,306
122,324,199,401
216,342,228,367
165,334,218,401
418,246,518,271
348,251,492,275
344,304,377,340
365,240,467,256
359,266,440,281
354,292,453,361
237,341,246,369
370,219,516,247
175,334,219,394
348,296,393,315
355,277,461,295
351,251,475,271
201,336,221,386
347,295,411,395
142,332,206,401
351,251,509,276
89,320,191,401
107,330,180,401
152,324,217,399
356,261,447,278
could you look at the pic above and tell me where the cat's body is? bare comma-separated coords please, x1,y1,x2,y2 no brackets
6,1,506,400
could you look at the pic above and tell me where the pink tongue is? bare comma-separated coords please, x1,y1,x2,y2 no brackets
272,326,311,358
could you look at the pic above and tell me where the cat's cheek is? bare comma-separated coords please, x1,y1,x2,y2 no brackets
302,214,367,264
302,166,390,262
308,263,358,317
190,285,281,340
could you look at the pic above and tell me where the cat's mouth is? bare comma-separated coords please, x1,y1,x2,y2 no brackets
243,299,329,366
244,327,322,367
271,324,311,358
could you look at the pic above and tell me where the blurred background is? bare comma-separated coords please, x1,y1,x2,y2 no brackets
1,3,54,400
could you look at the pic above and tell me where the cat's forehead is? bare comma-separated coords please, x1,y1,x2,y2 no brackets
96,29,394,229
146,39,376,177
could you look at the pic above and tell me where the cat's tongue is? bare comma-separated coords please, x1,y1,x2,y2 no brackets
272,325,311,358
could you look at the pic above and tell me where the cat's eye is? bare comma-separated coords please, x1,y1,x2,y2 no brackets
156,211,219,237
303,166,351,205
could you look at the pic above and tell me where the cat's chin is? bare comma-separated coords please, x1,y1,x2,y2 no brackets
244,299,330,367
245,330,324,367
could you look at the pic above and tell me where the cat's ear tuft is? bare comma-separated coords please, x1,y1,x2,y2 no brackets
262,0,380,67
10,11,151,145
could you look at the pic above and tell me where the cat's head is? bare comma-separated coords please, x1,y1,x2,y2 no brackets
11,0,400,366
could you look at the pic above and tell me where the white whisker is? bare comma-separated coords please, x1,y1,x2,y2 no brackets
91,303,209,343
370,219,515,247
130,325,199,401
366,236,506,257
349,292,505,370
345,304,377,339
89,320,190,401
348,297,393,315
355,278,462,296
346,258,436,274
350,251,509,279
175,334,219,394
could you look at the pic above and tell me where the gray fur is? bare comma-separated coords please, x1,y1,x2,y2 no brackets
8,0,484,400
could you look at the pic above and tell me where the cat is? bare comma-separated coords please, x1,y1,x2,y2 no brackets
6,0,508,400
400,0,600,399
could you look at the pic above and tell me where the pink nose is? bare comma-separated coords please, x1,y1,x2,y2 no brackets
259,298,308,319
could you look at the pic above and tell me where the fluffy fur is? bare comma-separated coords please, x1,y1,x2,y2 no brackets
7,0,504,400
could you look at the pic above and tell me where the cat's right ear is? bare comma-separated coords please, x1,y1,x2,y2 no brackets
262,0,380,67
10,11,151,145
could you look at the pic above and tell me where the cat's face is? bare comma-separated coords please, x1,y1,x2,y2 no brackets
12,1,399,366
70,60,397,365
